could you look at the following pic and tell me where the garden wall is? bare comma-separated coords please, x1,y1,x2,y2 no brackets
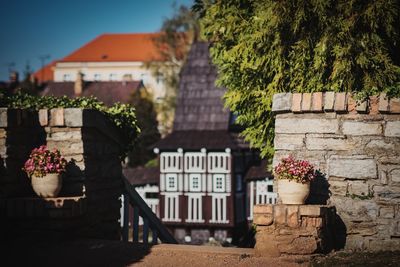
0,108,124,240
272,92,400,251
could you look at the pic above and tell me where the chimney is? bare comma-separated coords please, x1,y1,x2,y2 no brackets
9,71,19,84
30,73,37,85
122,74,132,86
74,72,84,96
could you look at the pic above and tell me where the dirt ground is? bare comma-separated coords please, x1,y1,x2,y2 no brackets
2,238,306,267
3,237,400,267
130,244,306,267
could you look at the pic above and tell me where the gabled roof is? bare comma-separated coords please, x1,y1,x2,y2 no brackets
33,60,57,83
154,42,247,151
173,42,230,131
42,81,143,106
60,33,165,63
123,166,159,186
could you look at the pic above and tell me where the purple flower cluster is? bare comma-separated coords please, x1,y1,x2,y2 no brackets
274,155,315,184
23,145,67,178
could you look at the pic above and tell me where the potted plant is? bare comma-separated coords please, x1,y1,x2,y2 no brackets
23,145,67,197
274,155,316,204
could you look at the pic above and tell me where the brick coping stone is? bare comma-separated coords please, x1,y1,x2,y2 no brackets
272,92,400,114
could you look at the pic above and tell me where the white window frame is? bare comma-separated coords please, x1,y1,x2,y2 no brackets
248,178,277,220
184,152,206,173
213,174,225,192
209,193,229,224
207,152,231,173
162,193,181,222
109,73,117,81
63,74,71,81
160,152,183,172
184,193,205,223
156,72,164,84
140,73,148,83
166,173,178,191
94,73,101,81
256,179,277,205
189,174,201,192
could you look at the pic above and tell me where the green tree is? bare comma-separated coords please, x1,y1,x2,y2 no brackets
198,0,400,158
127,88,161,167
18,62,39,95
148,4,200,135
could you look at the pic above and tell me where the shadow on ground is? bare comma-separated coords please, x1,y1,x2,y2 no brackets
2,237,151,267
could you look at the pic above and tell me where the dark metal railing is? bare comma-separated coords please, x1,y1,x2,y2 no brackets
121,175,177,244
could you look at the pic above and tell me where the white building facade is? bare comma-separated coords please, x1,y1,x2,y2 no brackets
53,61,168,101
158,148,233,226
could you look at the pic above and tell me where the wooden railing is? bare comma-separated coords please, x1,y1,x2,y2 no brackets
121,175,177,244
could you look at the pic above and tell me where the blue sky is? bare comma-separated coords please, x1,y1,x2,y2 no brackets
0,0,193,81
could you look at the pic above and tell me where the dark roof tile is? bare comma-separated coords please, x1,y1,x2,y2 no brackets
42,81,142,106
245,160,273,181
123,166,159,186
173,42,230,131
154,130,248,150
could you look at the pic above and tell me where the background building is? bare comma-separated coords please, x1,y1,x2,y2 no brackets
152,42,266,244
35,33,176,102
244,159,277,221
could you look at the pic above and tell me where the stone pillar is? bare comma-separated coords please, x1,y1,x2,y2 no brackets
0,108,125,240
74,72,84,96
253,204,335,256
272,92,400,251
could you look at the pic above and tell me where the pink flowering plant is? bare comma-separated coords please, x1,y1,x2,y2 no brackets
274,155,316,183
23,145,67,177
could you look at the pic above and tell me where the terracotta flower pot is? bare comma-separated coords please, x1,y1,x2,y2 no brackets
277,179,310,204
31,173,62,197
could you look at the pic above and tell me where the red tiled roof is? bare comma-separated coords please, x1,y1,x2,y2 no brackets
42,81,143,106
33,60,57,83
61,33,166,62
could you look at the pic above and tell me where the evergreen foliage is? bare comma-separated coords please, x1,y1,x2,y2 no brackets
127,88,161,167
199,0,400,158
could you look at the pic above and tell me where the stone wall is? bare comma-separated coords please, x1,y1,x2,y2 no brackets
253,204,336,256
272,92,400,251
0,108,125,240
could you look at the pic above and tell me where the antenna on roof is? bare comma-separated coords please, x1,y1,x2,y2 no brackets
6,62,15,74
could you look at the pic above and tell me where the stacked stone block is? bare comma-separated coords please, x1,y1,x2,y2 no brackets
253,204,335,256
0,108,125,240
272,92,400,251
